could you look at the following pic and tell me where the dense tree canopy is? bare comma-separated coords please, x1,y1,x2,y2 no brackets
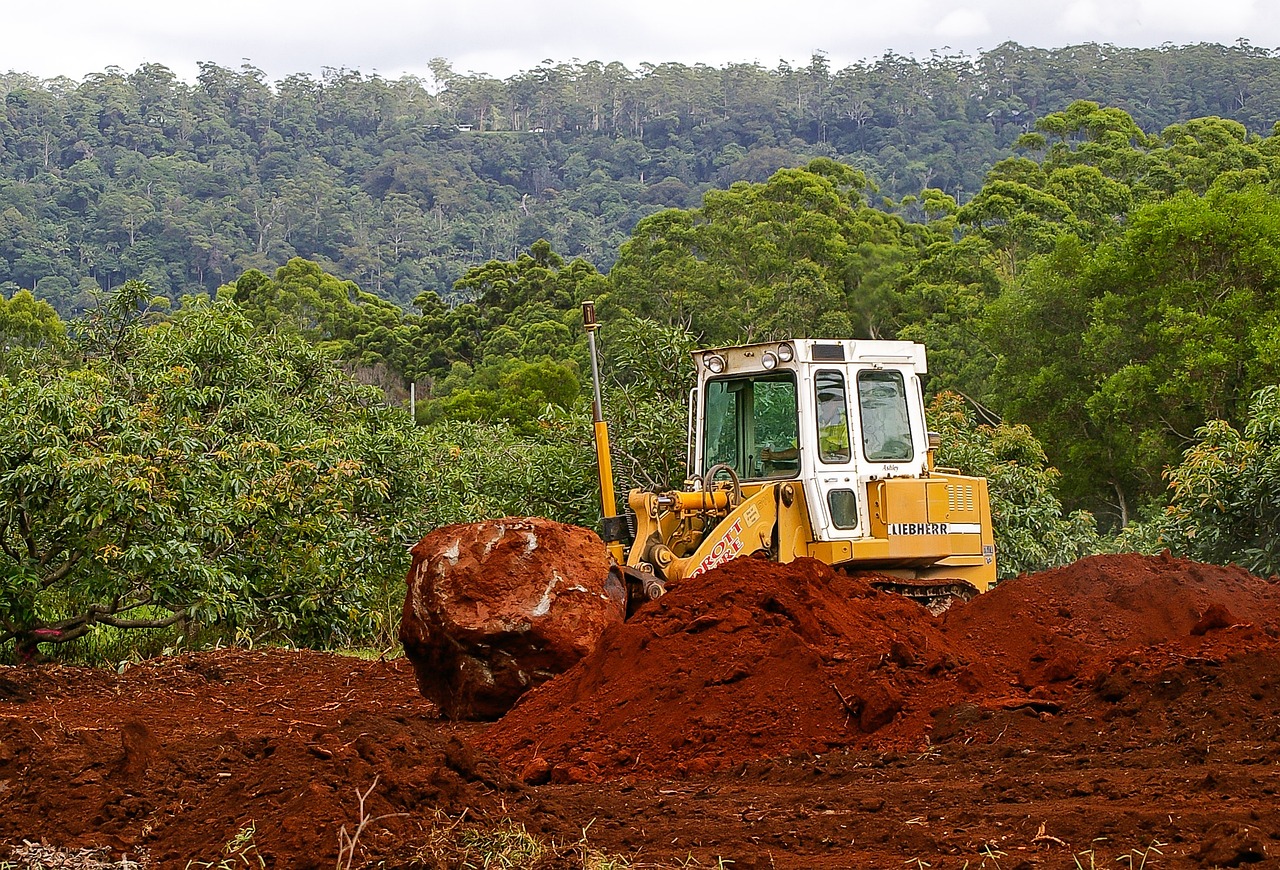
986,181,1280,523
5,43,1280,311
205,95,1280,530
610,159,908,342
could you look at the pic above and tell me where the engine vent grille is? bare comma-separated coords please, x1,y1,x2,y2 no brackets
948,485,975,513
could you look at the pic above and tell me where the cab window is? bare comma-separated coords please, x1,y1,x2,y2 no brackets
857,370,914,462
703,372,798,480
814,370,851,464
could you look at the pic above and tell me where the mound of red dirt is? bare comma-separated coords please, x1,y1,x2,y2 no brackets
400,517,625,719
484,557,983,780
483,553,1280,781
947,551,1280,689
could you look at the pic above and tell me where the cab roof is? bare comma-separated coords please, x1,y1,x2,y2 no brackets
694,339,927,375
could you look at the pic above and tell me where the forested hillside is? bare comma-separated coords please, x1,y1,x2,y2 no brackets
3,42,1280,310
5,44,1280,663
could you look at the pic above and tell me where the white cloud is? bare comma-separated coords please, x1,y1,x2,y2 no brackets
1136,0,1255,34
2,0,1279,83
934,8,993,41
1055,1,1116,38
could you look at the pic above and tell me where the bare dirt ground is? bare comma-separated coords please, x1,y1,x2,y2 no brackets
4,554,1280,868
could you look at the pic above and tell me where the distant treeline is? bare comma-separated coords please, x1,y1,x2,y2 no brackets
3,41,1280,309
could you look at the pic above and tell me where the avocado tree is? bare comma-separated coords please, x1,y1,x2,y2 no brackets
0,288,434,661
1160,386,1280,575
0,289,65,350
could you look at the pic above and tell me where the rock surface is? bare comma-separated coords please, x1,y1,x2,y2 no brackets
399,517,624,719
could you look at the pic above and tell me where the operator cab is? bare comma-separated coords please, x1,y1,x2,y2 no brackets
691,339,930,543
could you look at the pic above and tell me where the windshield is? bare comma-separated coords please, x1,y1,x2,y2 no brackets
702,372,798,480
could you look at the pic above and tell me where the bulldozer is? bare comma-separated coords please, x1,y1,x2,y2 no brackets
398,304,998,719
582,302,996,609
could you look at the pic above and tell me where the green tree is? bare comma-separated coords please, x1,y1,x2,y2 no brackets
990,183,1280,522
956,177,1072,277
1159,386,1280,575
611,159,914,343
0,288,433,661
929,393,1099,578
453,238,606,327
423,357,582,434
0,289,64,350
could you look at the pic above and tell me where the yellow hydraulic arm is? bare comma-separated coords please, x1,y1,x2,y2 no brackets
582,301,626,564
630,484,780,584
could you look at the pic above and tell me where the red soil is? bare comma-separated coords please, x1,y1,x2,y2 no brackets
4,553,1280,868
0,651,510,868
483,554,1280,781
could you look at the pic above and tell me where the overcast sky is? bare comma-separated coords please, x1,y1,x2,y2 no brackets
5,0,1278,86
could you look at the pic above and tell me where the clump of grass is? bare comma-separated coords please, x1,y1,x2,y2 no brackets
185,823,265,870
457,822,547,869
406,812,644,869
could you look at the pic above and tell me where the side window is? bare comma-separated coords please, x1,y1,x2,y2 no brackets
858,370,914,462
827,490,859,529
814,370,851,464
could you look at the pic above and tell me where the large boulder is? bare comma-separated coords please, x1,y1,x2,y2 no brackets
400,517,625,719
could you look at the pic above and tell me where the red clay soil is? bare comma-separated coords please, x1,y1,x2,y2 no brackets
486,557,963,779
4,553,1280,868
0,651,516,869
485,554,1280,780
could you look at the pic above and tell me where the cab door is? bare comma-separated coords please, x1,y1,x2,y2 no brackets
807,368,865,540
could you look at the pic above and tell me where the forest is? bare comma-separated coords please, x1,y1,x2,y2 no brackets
4,41,1280,308
3,43,1280,661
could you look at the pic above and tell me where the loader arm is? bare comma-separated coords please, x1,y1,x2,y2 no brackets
663,484,779,583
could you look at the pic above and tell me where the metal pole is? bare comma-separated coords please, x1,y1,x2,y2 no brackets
587,330,604,423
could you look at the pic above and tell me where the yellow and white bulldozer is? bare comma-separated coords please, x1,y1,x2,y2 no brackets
397,305,1000,717
582,303,996,609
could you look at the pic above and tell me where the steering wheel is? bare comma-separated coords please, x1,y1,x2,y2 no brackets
702,462,742,506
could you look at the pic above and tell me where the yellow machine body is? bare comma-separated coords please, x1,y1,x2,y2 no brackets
617,338,996,600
